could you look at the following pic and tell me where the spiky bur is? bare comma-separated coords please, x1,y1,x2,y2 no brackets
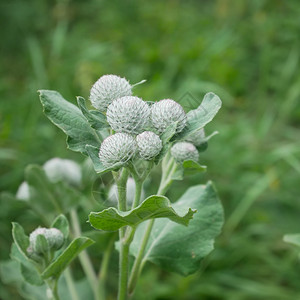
171,142,199,163
185,128,205,146
107,96,150,134
99,133,137,168
28,227,64,255
43,158,82,186
89,75,132,111
136,131,162,160
151,99,187,134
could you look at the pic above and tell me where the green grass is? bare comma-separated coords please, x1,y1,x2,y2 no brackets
1,0,300,299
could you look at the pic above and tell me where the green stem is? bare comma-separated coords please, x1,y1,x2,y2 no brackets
64,267,79,300
70,209,101,300
46,278,60,300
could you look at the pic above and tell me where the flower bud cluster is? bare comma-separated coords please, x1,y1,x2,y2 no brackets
27,227,64,257
91,74,190,166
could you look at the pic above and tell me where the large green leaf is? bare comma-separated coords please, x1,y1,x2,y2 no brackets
283,234,300,248
175,93,222,140
39,90,101,154
42,237,94,279
129,182,224,276
77,96,109,131
89,195,197,231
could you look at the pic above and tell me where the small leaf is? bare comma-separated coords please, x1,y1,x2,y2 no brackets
77,96,109,131
86,144,123,174
172,160,207,181
130,182,224,276
12,222,30,260
283,234,300,248
11,243,44,286
42,237,94,279
176,93,222,140
39,90,101,154
35,235,49,255
51,215,69,239
89,195,197,231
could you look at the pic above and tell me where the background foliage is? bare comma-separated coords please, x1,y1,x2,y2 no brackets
1,0,300,299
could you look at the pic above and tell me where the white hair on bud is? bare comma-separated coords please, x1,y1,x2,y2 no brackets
151,99,187,134
107,96,150,135
99,133,137,168
171,142,199,163
136,131,162,160
89,75,132,111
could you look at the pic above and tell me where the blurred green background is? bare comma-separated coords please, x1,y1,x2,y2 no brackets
1,0,300,299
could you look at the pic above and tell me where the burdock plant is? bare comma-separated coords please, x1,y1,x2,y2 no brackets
12,74,224,300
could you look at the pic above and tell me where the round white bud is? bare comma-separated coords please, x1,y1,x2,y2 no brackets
185,128,206,146
107,96,150,134
89,75,132,111
43,158,82,186
99,133,137,168
136,131,162,160
16,181,30,201
171,142,199,163
29,227,64,254
108,177,145,206
151,99,187,134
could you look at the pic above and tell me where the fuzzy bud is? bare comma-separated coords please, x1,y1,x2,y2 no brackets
136,131,162,160
171,142,199,163
16,181,30,201
99,133,137,168
184,128,205,146
89,75,132,111
108,177,145,206
151,99,187,134
43,158,82,186
107,96,150,134
29,227,64,255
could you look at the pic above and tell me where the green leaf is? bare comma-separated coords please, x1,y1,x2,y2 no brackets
89,195,197,231
51,215,69,239
283,234,300,248
11,244,44,286
35,235,49,255
77,96,109,131
39,90,101,154
176,93,222,140
42,237,94,279
12,222,30,260
130,182,224,276
86,144,123,174
171,160,207,181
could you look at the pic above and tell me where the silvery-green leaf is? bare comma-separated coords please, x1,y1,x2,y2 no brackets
89,195,196,231
39,90,101,154
129,182,224,276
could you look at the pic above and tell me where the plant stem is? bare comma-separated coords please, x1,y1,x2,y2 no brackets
70,209,101,300
64,267,79,300
128,155,176,294
46,278,60,300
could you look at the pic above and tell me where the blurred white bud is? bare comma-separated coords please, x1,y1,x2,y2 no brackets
43,158,82,186
29,227,64,254
151,99,187,134
108,177,145,206
89,75,132,111
99,133,137,168
106,96,150,135
136,131,162,160
171,142,199,163
185,128,206,146
16,181,30,201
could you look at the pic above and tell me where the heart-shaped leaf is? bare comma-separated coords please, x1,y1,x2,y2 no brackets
175,93,222,140
39,90,101,154
89,195,197,231
42,237,94,279
129,182,224,276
